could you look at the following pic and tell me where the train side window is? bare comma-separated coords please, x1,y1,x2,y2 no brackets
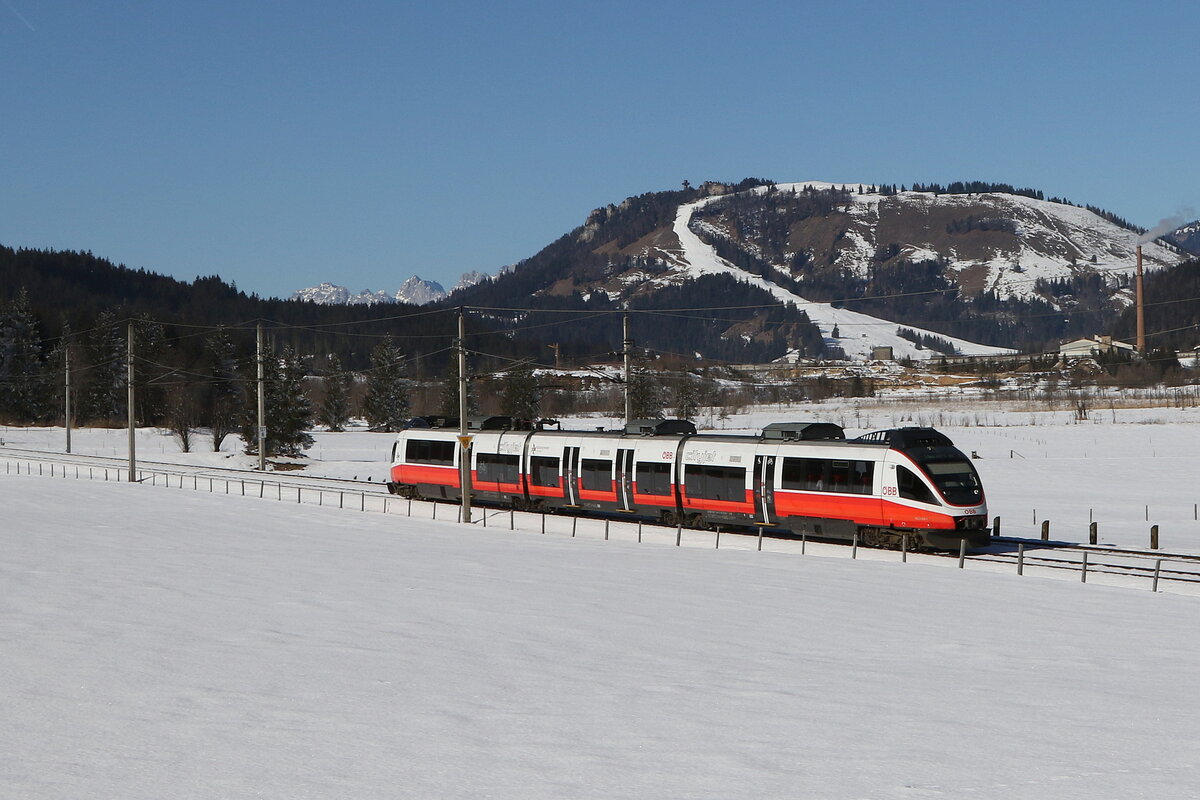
685,465,746,501
580,459,613,492
634,462,671,496
781,457,826,491
477,453,519,484
852,461,874,494
530,456,560,487
897,465,938,504
829,460,851,492
406,439,455,466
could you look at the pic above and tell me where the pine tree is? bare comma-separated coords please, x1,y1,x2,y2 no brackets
132,316,171,426
239,343,313,457
671,374,700,421
439,354,477,419
203,328,244,452
81,310,126,423
320,353,352,432
627,368,664,419
272,347,315,456
0,288,47,421
500,361,541,422
41,320,74,427
363,336,410,431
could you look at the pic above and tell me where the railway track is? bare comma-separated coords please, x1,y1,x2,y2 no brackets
962,538,1200,589
0,445,392,494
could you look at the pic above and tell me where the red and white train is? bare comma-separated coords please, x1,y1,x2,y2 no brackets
388,418,990,551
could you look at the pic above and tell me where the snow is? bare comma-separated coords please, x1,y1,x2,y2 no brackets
4,412,1200,797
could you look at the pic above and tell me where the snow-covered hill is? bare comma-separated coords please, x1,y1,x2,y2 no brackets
661,187,1015,360
578,181,1187,360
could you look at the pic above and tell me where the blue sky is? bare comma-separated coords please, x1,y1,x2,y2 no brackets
2,1,1196,299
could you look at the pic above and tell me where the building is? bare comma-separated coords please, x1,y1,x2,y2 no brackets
1058,335,1136,358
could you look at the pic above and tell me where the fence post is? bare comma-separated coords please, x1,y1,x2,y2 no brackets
852,531,858,559
715,527,720,549
604,520,609,540
992,516,1000,538
1150,525,1159,550
1041,520,1050,541
510,509,514,531
802,532,806,555
1018,543,1025,575
542,512,546,534
958,539,966,568
675,524,681,546
361,492,365,511
573,518,578,538
902,534,908,563
1089,521,1097,545
757,526,763,551
1153,559,1162,592
483,510,487,528
433,503,437,520
1081,552,1088,583
638,521,642,542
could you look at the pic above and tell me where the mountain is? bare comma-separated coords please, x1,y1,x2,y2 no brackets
293,271,490,307
451,270,491,293
1166,220,1200,256
395,276,446,305
448,180,1188,358
290,282,393,305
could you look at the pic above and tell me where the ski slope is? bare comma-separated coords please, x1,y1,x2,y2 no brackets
665,189,1015,361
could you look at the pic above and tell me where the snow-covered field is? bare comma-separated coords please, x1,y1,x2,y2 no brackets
4,462,1200,798
3,400,1200,796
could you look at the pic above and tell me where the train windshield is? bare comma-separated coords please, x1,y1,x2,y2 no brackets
919,460,983,506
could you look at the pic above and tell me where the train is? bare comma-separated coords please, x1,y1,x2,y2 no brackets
387,417,991,551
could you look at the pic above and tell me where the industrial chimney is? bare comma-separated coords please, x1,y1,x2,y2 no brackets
1136,245,1145,354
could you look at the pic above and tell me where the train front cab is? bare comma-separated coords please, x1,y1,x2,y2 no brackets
870,428,989,550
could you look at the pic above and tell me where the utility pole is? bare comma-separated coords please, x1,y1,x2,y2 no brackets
127,321,136,482
458,307,473,523
64,343,72,454
257,322,266,471
623,313,633,425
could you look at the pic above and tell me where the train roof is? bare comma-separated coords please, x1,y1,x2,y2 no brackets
853,427,955,449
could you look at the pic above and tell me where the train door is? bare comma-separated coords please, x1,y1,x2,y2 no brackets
753,454,777,525
563,446,581,506
616,448,634,511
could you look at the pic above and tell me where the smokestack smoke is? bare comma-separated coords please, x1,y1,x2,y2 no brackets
1138,207,1197,245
